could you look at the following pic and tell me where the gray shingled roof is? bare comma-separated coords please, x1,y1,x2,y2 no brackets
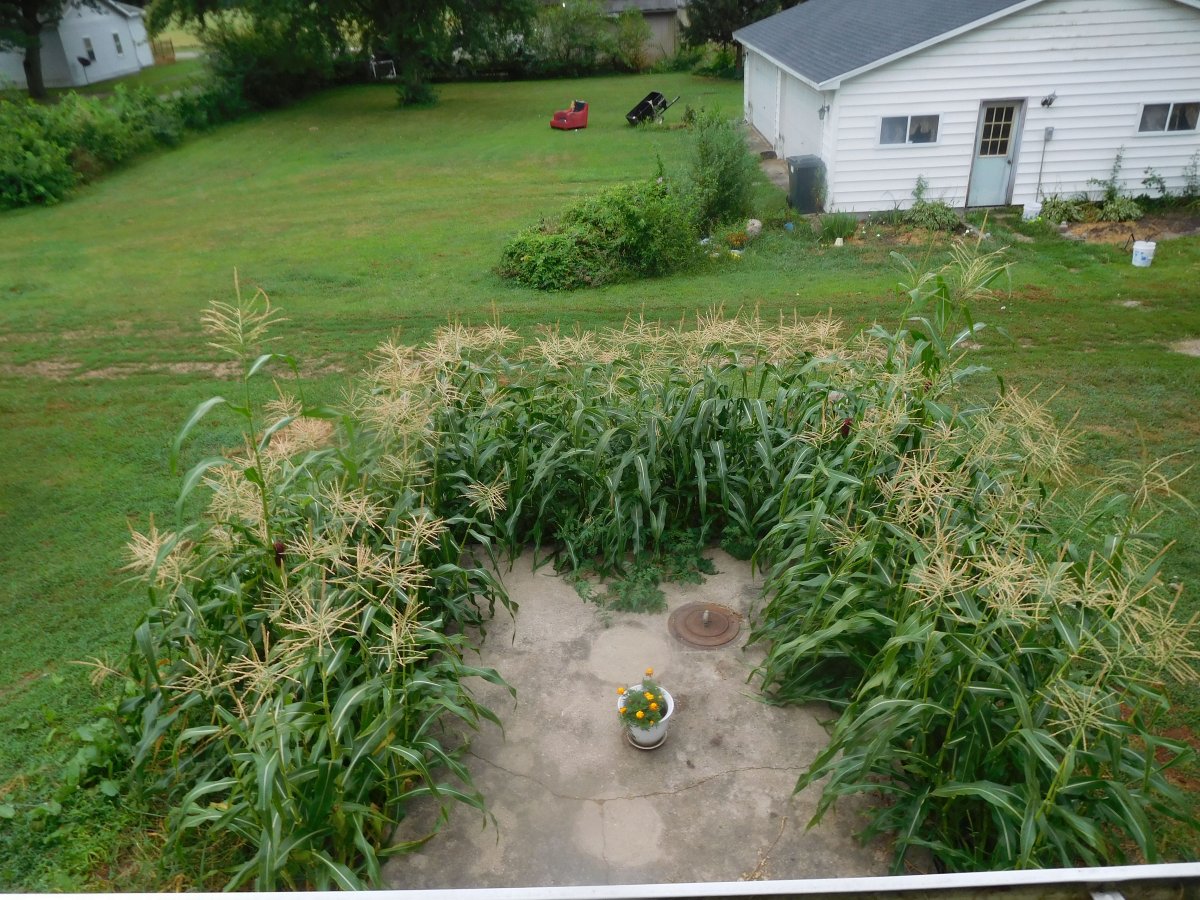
734,0,1031,87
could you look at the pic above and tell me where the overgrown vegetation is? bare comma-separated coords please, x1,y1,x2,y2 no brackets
498,110,760,290
750,242,1198,871
819,212,857,242
905,175,960,231
2,76,1198,889
110,285,516,889
496,176,702,289
114,237,1196,881
0,81,244,209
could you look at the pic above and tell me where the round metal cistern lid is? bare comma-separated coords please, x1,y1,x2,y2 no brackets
668,602,741,648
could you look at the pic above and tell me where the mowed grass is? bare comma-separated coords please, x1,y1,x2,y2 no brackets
1,73,1199,887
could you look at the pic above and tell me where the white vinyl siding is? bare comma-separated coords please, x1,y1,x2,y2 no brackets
776,71,826,159
745,51,780,145
819,0,1200,211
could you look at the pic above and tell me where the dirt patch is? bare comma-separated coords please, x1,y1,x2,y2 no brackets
1170,339,1200,357
1064,211,1200,245
0,360,79,379
82,361,243,379
2,358,349,381
1117,300,1145,308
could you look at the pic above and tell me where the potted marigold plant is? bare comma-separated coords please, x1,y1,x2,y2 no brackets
616,667,674,749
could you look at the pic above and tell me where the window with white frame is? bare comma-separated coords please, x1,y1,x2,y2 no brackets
880,114,940,145
1138,102,1199,133
112,32,124,56
82,36,96,61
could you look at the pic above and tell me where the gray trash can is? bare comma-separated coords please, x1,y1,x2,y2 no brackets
786,155,826,213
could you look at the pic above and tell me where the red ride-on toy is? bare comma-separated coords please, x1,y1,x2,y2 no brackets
550,100,588,130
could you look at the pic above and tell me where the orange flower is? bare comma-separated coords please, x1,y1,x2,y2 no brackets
619,707,627,714
644,691,653,700
645,667,654,677
649,702,658,711
636,710,645,719
617,686,626,695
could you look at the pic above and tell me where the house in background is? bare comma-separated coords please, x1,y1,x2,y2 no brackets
606,0,688,63
0,0,154,91
735,0,1200,213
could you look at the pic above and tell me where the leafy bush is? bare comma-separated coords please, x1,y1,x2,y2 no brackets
0,103,78,209
497,178,702,290
1086,147,1143,221
904,175,959,231
1098,194,1143,222
531,0,614,76
612,8,652,72
0,84,218,208
1184,151,1200,199
684,111,759,231
819,211,857,241
203,12,340,109
1040,193,1086,224
496,226,599,290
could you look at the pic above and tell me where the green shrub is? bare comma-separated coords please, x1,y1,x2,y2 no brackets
819,211,857,241
1098,195,1143,222
684,111,759,231
904,175,959,231
1040,193,1086,224
204,12,338,109
0,104,78,209
496,226,602,290
498,178,701,290
531,0,614,76
612,8,652,72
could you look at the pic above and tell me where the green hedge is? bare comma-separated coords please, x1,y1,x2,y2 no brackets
0,81,245,210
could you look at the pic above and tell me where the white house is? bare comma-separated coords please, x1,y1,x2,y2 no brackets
735,0,1200,212
0,0,154,91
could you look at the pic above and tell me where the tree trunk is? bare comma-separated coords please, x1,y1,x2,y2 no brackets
19,0,47,101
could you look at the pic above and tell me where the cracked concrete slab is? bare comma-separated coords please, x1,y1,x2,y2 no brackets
384,550,891,890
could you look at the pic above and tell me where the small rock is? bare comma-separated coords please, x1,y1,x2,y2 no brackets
746,219,763,239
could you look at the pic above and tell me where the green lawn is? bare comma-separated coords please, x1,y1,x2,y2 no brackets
1,73,1198,888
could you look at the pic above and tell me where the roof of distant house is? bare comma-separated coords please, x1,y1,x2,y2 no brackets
605,0,685,13
734,0,1038,88
102,0,147,18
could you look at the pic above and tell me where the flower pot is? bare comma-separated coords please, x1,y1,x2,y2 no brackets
619,683,674,749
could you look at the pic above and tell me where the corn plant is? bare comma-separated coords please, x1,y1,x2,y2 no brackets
113,241,1196,883
116,282,513,889
749,243,1198,870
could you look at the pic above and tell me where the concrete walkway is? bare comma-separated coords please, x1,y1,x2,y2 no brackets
384,550,891,890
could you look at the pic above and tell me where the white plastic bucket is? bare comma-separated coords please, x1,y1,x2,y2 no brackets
1132,241,1156,267
1022,202,1042,221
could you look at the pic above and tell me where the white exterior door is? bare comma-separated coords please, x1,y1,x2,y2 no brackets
967,101,1024,206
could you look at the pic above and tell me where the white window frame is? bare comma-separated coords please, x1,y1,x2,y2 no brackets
81,36,96,62
112,31,124,56
1136,101,1199,135
878,114,941,147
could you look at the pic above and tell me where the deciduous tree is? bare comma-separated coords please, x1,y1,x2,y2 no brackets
681,0,803,69
148,0,535,104
0,0,96,99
